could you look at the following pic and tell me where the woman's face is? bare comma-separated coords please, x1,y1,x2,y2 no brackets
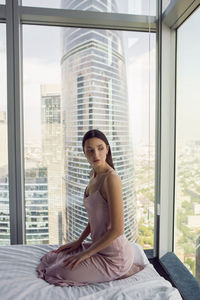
83,137,109,168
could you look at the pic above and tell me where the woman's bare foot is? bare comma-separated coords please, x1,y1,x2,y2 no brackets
116,263,144,280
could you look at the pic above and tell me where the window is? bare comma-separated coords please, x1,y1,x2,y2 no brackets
0,24,9,245
23,24,155,248
23,25,62,244
175,7,200,282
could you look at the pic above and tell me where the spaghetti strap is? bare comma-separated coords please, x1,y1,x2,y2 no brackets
96,169,114,191
84,169,115,198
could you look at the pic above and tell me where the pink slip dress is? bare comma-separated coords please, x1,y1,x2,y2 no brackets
36,169,134,287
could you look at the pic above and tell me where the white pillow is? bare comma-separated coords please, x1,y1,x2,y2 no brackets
131,243,150,266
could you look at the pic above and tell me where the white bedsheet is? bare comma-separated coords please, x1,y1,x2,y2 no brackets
79,279,182,300
0,243,182,300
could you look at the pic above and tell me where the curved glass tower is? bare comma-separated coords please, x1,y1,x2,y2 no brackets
61,0,137,242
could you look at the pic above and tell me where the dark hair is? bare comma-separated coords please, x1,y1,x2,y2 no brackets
82,129,115,170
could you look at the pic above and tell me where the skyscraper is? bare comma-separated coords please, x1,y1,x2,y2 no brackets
41,84,66,244
0,174,9,246
61,0,137,242
196,235,200,282
0,111,7,169
0,165,49,246
25,166,49,245
0,112,9,245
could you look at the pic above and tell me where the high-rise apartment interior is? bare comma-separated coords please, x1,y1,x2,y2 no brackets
0,1,199,299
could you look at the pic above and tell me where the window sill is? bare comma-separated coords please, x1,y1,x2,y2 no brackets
145,251,200,300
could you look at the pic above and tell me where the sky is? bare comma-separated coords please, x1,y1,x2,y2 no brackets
176,7,200,144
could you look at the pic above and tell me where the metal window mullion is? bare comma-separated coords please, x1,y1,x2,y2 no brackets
163,0,200,30
154,0,162,258
19,6,156,32
172,30,178,253
158,9,176,257
7,0,25,245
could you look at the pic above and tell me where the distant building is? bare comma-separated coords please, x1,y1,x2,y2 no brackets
0,174,9,245
41,84,66,244
41,84,62,163
0,112,9,245
0,111,7,168
61,0,137,242
194,203,200,215
25,167,49,245
0,166,49,245
196,235,200,282
187,216,200,229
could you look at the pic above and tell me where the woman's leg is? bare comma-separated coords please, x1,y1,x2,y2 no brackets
116,263,144,280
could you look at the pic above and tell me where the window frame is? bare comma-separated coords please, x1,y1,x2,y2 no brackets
160,0,200,257
3,0,158,247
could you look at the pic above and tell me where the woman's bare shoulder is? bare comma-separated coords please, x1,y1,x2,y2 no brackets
99,170,122,200
105,171,121,186
102,171,122,202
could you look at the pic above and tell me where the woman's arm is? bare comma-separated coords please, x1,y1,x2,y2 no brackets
85,173,124,257
54,222,90,253
78,170,93,243
78,222,91,243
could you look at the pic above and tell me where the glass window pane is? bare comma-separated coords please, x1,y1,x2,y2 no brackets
23,24,155,248
0,24,10,246
175,7,200,283
22,0,156,16
22,0,61,9
23,25,63,245
162,0,172,12
0,1,5,4
129,32,156,249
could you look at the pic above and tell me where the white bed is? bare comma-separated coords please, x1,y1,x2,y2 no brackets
0,243,182,300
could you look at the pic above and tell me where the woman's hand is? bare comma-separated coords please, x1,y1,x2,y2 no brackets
53,239,82,254
62,251,91,270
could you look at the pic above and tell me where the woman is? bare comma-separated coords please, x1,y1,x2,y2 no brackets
37,129,143,286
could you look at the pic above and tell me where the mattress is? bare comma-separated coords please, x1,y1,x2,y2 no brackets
0,243,182,300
